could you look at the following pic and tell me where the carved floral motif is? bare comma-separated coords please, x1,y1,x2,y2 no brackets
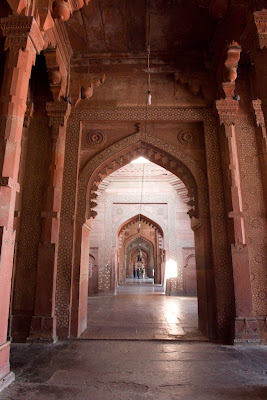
177,129,194,145
86,130,106,146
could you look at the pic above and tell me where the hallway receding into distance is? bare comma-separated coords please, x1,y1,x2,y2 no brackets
83,283,205,341
1,1,267,397
85,155,202,341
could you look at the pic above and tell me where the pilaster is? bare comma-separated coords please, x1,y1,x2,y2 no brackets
216,98,259,342
0,15,43,386
28,101,71,342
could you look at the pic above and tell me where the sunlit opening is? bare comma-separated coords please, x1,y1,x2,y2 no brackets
165,259,178,279
131,157,150,164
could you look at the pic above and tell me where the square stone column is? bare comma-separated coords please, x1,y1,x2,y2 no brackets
0,15,43,391
28,101,71,342
216,99,259,342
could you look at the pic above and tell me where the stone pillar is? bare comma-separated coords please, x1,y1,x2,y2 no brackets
28,101,70,342
0,15,43,390
216,99,258,341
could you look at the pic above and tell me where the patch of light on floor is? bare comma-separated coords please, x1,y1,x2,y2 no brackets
131,157,150,164
165,301,180,323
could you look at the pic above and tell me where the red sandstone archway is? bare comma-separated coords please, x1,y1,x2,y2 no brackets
118,214,164,237
121,232,156,283
69,135,218,341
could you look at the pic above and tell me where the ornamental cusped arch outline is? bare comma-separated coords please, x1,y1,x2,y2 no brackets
125,233,155,254
77,131,209,226
118,213,164,237
113,209,168,248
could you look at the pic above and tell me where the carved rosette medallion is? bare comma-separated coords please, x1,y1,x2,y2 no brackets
177,129,194,145
86,130,106,146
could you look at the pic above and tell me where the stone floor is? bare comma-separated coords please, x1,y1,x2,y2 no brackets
1,341,266,400
82,283,206,340
1,284,266,399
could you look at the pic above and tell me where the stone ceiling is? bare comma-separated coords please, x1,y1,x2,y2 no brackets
66,0,215,59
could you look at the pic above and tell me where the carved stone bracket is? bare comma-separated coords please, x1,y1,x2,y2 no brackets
216,99,239,126
0,16,44,57
71,73,106,107
7,0,90,29
254,9,267,50
252,99,266,128
174,71,215,102
241,9,267,61
46,101,71,128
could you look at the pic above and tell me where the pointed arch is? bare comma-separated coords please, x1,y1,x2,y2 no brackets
118,214,164,237
76,132,209,225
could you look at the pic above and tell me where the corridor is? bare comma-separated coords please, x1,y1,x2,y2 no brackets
82,283,205,341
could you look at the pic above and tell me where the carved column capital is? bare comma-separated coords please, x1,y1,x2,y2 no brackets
0,15,44,57
216,99,239,127
46,101,71,128
254,9,267,50
252,99,266,127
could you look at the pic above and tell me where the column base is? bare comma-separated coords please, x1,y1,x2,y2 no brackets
0,371,15,393
10,314,32,342
27,316,58,343
234,317,260,343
